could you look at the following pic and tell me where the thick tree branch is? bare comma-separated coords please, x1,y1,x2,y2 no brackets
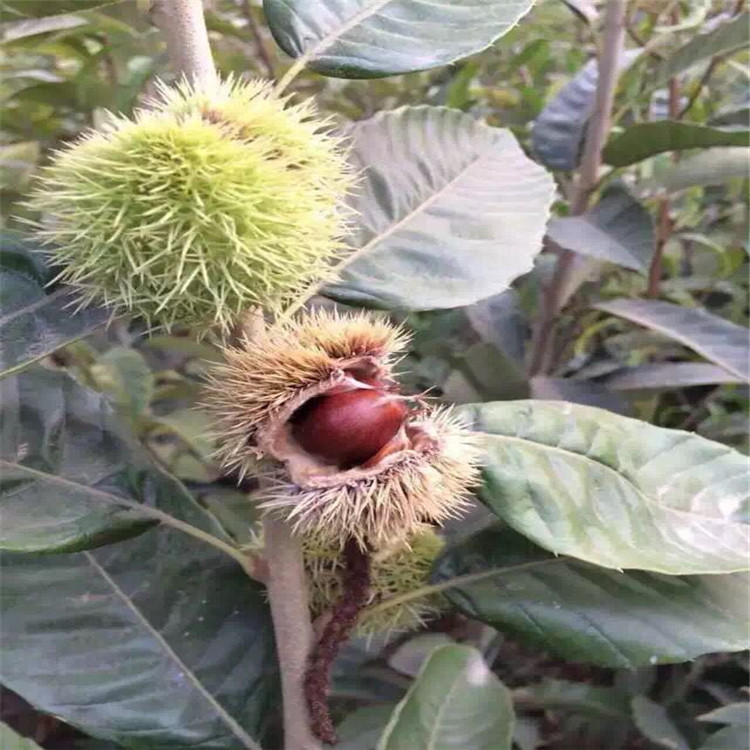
150,0,219,88
528,0,628,376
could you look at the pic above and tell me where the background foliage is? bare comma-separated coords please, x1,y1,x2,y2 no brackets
0,0,748,748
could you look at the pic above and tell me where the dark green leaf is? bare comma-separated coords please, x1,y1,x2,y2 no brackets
514,678,631,720
596,298,750,381
458,400,750,574
655,12,749,88
263,0,535,79
378,644,514,750
604,362,744,391
531,50,640,171
0,231,108,379
530,376,631,415
546,186,654,272
434,526,750,668
603,122,750,168
0,367,224,553
326,107,554,310
0,528,277,749
338,705,394,750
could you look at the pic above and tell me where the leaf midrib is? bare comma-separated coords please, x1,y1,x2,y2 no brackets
83,552,261,750
481,431,746,527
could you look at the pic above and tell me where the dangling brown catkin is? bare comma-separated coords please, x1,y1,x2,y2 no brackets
304,538,371,745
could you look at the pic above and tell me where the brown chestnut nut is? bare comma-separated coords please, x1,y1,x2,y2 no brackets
292,388,408,468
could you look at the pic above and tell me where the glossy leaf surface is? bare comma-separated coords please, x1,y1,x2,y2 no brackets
434,526,750,668
0,231,108,378
264,0,535,79
0,529,277,749
378,644,514,750
458,400,750,574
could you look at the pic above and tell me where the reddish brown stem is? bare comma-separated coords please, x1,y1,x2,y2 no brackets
304,540,371,745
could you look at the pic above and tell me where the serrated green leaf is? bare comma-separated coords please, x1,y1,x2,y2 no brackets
264,0,536,79
458,400,750,574
326,107,554,310
0,231,108,379
378,644,514,750
596,298,750,381
433,526,750,669
0,529,276,749
0,367,226,553
603,122,750,167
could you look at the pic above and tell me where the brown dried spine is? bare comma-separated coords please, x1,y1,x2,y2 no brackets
304,539,371,745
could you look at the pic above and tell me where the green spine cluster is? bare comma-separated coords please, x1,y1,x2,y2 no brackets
28,77,352,331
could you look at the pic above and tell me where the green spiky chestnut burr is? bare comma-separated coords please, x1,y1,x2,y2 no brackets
26,77,352,332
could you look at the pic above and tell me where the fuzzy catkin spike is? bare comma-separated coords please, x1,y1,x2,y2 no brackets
26,77,353,332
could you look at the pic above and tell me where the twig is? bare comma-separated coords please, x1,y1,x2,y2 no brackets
241,0,275,78
679,56,721,119
265,517,322,750
647,6,681,299
528,0,628,376
150,0,218,89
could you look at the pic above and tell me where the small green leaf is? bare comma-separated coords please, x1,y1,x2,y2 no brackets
631,696,690,750
0,0,121,18
458,400,749,574
378,644,514,750
326,107,554,310
515,679,631,720
0,231,108,379
603,122,750,167
596,298,750,381
0,14,88,42
264,0,536,79
0,529,276,748
655,12,749,88
0,723,43,750
433,526,750,668
91,347,154,420
546,186,654,272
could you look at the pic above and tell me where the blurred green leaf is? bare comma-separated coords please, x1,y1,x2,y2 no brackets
697,726,748,750
0,528,276,748
378,644,514,750
264,0,535,79
0,13,87,42
596,298,750,381
0,0,122,18
643,148,750,193
655,12,750,88
458,400,750,574
604,362,744,391
0,367,226,553
91,346,154,421
326,107,554,310
0,723,43,750
631,696,690,750
604,122,750,167
434,526,750,668
699,702,750,727
547,186,654,272
515,678,631,720
0,231,109,378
